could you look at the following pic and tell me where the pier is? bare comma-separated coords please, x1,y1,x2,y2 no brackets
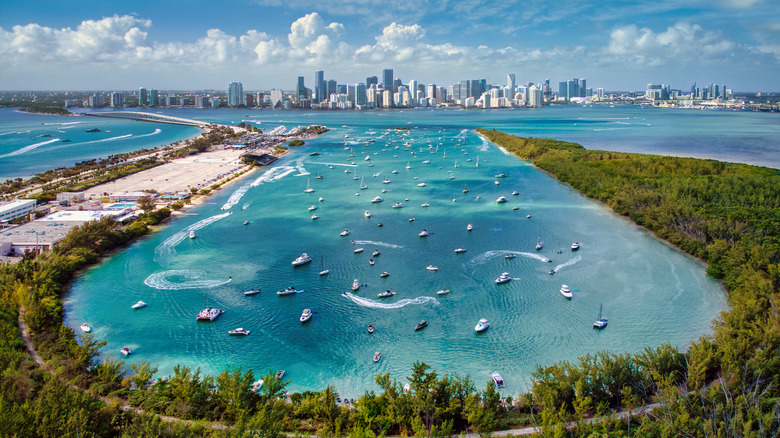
82,111,211,128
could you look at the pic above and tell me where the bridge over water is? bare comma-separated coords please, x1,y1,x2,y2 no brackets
83,111,211,128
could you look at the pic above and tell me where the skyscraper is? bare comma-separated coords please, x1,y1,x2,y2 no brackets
150,89,159,106
296,76,306,101
314,70,325,103
366,76,378,89
579,78,586,98
507,73,516,91
228,82,244,107
139,87,148,106
326,79,338,100
382,69,394,93
355,83,367,106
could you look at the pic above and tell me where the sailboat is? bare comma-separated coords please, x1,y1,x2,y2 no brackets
360,176,367,190
304,179,314,193
406,161,411,169
475,156,480,167
454,160,459,168
442,148,446,158
593,304,608,329
319,257,329,276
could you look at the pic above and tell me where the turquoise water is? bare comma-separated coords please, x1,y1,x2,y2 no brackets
65,123,729,397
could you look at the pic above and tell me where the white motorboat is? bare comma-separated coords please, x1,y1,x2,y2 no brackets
496,196,507,203
422,160,431,164
571,241,580,250
368,324,375,333
189,230,196,239
418,229,431,237
382,178,391,184
292,253,312,266
300,309,313,323
378,290,396,298
120,347,132,356
505,253,516,259
369,258,375,265
372,250,380,256
475,318,490,332
491,372,505,388
380,272,389,277
79,323,91,333
371,196,384,203
311,214,319,220
354,248,364,253
319,197,324,202
131,301,147,309
467,223,473,231
417,182,426,187
436,289,450,295
512,191,519,196
454,248,466,253
196,307,224,321
244,289,261,296
364,211,371,218
365,155,371,161
308,205,318,211
243,220,249,225
373,351,381,362
340,229,350,236
526,214,532,218
229,327,251,336
495,173,507,178
426,265,439,271
352,279,361,291
421,203,430,207
495,273,512,284
276,286,300,296
560,284,573,298
536,241,543,250
392,203,403,208
392,170,399,174
495,181,500,185
250,379,264,392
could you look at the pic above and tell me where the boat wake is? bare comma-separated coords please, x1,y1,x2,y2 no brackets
317,162,357,167
144,269,232,290
351,240,402,249
476,131,490,151
294,158,309,176
242,203,250,210
469,250,551,266
78,134,133,145
135,128,162,138
221,183,251,210
251,166,296,186
0,138,60,158
553,255,582,272
155,211,232,257
342,292,438,309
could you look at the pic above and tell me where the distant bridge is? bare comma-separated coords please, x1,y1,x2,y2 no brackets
83,111,211,128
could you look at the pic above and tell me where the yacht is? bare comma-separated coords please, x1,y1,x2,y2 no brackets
365,155,371,161
422,160,431,164
352,279,361,291
454,248,467,253
417,182,426,187
340,229,351,236
308,205,318,211
392,170,399,174
512,191,519,196
311,214,319,220
496,196,507,203
536,241,543,250
392,203,403,208
560,284,573,298
319,197,324,202
415,320,428,331
120,347,132,356
131,301,147,309
593,304,608,329
426,265,439,271
189,230,196,239
364,211,371,218
491,372,505,388
371,196,384,203
571,241,580,250
354,248,364,253
495,273,512,284
250,379,264,392
436,289,450,295
276,286,300,296
380,272,390,278
300,309,313,323
378,290,396,298
421,203,430,207
505,253,516,259
467,224,473,231
372,249,380,257
373,351,381,362
275,370,285,380
80,323,91,333
243,289,261,296
475,319,490,332
382,178,391,184
368,324,374,333
418,229,431,237
196,307,224,321
229,328,251,336
292,253,313,266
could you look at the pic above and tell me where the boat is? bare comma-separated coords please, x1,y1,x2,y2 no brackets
403,383,411,393
571,241,580,250
415,320,428,331
495,181,500,185
409,217,415,222
475,318,490,332
275,370,285,380
300,309,313,323
311,214,319,220
382,178,391,184
454,248,467,253
319,197,324,202
131,301,147,309
244,289,261,296
505,253,516,259
491,372,505,388
512,191,519,196
120,347,132,356
418,229,431,237
549,269,555,275
364,211,371,218
189,230,196,239
406,161,411,169
436,289,450,295
354,248,364,253
495,272,512,284
526,214,532,219
352,279,360,291
467,224,473,231
340,229,350,236
304,179,314,193
373,351,381,362
371,196,384,203
292,253,312,266
79,323,91,333
365,155,371,161
229,327,251,336
392,203,403,208
276,286,300,296
496,196,507,203
560,284,573,298
86,128,101,133
196,307,224,321
378,290,396,298
368,324,374,333
380,272,389,278
593,304,608,329
250,379,264,392
421,203,430,207
310,152,320,156
422,160,431,164
372,250,380,257
536,241,543,250
417,182,426,187
495,173,507,178
426,265,438,271
369,258,375,265
61,139,71,142
308,205,318,211
392,170,399,174
243,220,249,225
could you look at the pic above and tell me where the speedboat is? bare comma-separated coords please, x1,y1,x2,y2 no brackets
196,307,224,321
496,196,507,203
421,203,430,207
436,289,450,295
80,323,91,333
475,318,490,332
415,320,428,331
512,207,519,210
308,205,318,211
409,217,415,222
417,182,426,187
419,229,431,237
354,248,364,253
311,214,319,220
189,230,196,239
422,160,431,164
120,347,132,356
292,253,312,266
340,229,350,236
131,301,147,309
571,241,580,250
229,327,250,336
368,324,374,333
392,203,403,208
378,290,396,298
512,191,519,196
505,253,517,259
364,211,371,218
365,155,371,161
454,248,467,253
373,351,381,362
495,273,512,284
491,372,505,388
549,269,555,275
243,289,261,296
352,279,360,291
526,214,532,218
560,284,573,298
426,265,438,271
243,220,249,225
467,224,473,231
372,250,380,256
391,170,399,174
371,196,384,203
536,241,543,250
382,178,391,184
319,197,324,202
369,258,375,265
300,309,313,323
250,379,264,392
380,272,389,278
276,286,300,296
494,181,500,185
275,370,285,380
495,173,507,178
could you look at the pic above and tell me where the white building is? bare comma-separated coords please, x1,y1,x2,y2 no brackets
0,199,36,223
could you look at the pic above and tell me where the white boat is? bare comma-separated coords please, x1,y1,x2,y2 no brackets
454,248,466,253
319,257,329,276
426,265,438,271
495,173,507,178
380,272,389,277
292,253,312,266
300,309,313,323
371,196,384,203
368,324,375,333
354,248,364,253
406,161,411,169
392,203,403,208
382,178,391,184
319,197,324,202
372,250,380,256
512,191,519,196
340,229,350,236
373,351,381,362
418,229,431,237
352,279,360,291
422,160,431,164
421,203,430,207
276,286,300,296
495,273,512,284
369,258,375,265
304,179,314,193
365,155,371,161
243,220,249,225
475,318,490,332
120,347,132,356
79,323,91,333
403,383,411,393
571,241,580,250
196,307,224,321
417,182,426,187
131,301,147,309
392,170,399,174
311,214,319,220
491,372,505,388
494,181,500,185
505,253,516,259
536,241,543,250
229,327,251,336
188,230,196,239
496,196,507,203
244,289,261,296
593,304,608,329
378,290,396,298
560,284,573,298
250,379,264,392
364,211,371,218
436,289,450,295
467,224,473,231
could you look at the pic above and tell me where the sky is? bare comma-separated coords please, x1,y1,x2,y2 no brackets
1,0,779,92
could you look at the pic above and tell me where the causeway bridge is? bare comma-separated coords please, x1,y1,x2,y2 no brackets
82,111,211,128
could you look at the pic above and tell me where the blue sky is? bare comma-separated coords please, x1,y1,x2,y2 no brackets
2,0,778,91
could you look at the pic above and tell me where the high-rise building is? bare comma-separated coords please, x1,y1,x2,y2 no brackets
296,76,306,100
269,89,284,108
150,89,159,106
110,92,124,107
408,80,418,106
245,94,254,108
314,70,325,103
337,84,347,95
139,88,148,106
228,81,244,107
347,84,356,104
355,83,367,106
558,81,567,101
88,95,105,107
326,80,338,100
382,68,394,93
507,73,516,92
366,76,378,89
528,85,542,108
579,79,586,98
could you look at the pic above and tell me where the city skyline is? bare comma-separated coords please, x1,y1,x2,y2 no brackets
1,0,779,91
